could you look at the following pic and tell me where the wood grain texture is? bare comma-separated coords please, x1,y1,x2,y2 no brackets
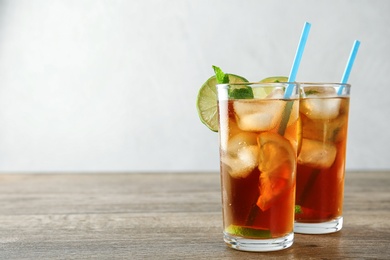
0,172,389,259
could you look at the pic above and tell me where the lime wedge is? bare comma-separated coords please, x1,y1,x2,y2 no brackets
253,76,289,99
225,225,271,238
196,74,248,132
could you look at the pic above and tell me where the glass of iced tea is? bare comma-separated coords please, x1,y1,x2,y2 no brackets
216,82,300,251
294,82,351,234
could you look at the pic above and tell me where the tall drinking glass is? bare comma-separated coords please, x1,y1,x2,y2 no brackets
217,82,300,251
294,83,351,234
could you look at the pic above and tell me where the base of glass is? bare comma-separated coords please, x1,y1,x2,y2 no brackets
223,231,293,252
294,216,343,234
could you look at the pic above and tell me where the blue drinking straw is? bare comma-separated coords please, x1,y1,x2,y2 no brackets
338,40,361,95
284,22,311,98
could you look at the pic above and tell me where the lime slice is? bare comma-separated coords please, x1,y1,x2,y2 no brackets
260,76,288,83
196,74,248,132
225,224,271,238
253,76,289,99
257,132,295,211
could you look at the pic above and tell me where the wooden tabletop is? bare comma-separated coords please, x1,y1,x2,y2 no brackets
0,171,389,259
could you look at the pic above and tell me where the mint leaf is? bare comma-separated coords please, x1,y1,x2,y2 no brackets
295,205,302,214
305,90,320,96
212,65,229,84
212,65,252,99
229,87,254,99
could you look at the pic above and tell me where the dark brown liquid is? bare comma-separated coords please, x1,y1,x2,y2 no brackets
218,99,298,238
295,97,349,223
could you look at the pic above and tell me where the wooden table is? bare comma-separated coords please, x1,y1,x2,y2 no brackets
0,171,389,259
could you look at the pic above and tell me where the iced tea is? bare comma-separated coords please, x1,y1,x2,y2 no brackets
217,82,299,251
294,83,350,234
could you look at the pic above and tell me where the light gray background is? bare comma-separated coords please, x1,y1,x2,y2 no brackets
0,0,388,173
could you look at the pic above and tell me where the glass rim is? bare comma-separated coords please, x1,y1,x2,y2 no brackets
216,82,299,88
298,82,351,87
216,82,351,87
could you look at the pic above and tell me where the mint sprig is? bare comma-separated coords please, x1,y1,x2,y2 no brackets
212,65,229,84
212,65,253,99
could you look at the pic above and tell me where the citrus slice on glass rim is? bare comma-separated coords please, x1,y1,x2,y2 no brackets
196,74,248,132
251,76,288,99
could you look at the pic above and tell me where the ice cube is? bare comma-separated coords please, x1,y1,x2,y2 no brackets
221,145,259,178
302,86,338,97
301,114,346,142
300,98,341,120
226,132,258,155
298,138,337,169
329,117,347,143
266,88,285,99
233,100,284,131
